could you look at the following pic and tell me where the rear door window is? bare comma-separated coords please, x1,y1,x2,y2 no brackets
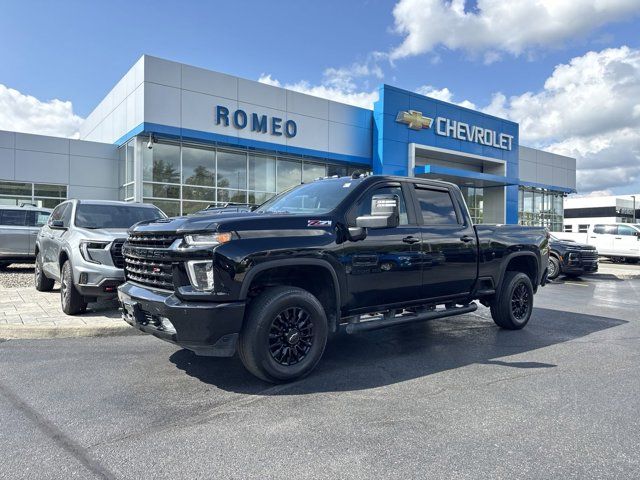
0,209,28,226
617,225,637,236
27,211,51,227
414,187,459,225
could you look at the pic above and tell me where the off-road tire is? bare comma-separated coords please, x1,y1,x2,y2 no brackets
34,252,54,292
238,286,328,383
60,260,87,315
490,271,534,330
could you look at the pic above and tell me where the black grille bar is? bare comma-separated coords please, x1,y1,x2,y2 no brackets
110,239,126,268
123,233,180,290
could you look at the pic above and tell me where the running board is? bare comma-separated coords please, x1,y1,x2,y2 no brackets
345,303,478,334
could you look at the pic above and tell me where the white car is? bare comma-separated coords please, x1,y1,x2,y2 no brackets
555,223,640,263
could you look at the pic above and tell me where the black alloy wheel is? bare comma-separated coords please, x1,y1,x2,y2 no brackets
268,307,315,366
511,282,531,322
490,271,534,330
238,286,328,383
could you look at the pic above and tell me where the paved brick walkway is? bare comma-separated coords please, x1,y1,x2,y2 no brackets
0,286,129,337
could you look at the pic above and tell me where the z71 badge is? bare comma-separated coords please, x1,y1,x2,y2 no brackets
307,220,332,227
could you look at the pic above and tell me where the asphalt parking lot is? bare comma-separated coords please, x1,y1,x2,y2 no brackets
1,271,639,479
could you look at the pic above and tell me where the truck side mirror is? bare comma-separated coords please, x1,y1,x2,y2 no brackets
356,194,400,229
347,226,367,242
50,220,66,229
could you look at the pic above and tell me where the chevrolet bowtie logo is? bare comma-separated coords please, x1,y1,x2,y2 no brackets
396,110,433,130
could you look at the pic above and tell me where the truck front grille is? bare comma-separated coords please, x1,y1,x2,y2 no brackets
127,233,181,249
123,233,180,291
124,257,174,290
581,251,599,262
110,239,126,268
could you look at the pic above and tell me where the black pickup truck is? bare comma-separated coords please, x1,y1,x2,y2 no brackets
118,175,549,382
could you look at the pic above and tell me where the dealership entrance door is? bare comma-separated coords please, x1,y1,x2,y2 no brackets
409,143,519,224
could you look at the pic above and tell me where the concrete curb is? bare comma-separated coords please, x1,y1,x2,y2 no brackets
0,323,142,340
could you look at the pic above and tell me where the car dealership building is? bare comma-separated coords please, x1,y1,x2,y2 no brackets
0,55,576,230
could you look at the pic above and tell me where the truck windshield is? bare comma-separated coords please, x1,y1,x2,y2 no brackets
75,204,165,229
256,178,361,214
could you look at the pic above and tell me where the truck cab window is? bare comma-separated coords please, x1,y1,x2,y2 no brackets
414,187,459,225
352,186,408,225
618,225,638,236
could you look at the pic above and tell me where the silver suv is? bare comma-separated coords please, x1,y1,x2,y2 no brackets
0,204,52,269
35,199,165,315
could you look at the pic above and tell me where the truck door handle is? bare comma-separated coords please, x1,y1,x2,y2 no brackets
402,236,420,244
615,237,622,239
460,235,474,243
590,236,596,239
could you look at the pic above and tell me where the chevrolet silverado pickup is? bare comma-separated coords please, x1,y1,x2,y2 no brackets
118,175,549,383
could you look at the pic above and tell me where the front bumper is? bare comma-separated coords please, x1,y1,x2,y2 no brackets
562,253,598,275
118,282,245,357
75,263,125,299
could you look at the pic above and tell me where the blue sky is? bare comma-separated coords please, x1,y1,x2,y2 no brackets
1,0,640,194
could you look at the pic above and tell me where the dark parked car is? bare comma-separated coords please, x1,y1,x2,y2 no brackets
548,235,598,280
119,175,549,382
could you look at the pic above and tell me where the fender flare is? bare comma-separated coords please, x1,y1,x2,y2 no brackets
239,258,342,321
496,251,541,297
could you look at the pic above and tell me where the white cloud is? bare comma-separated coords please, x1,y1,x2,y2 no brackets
0,84,83,138
415,85,476,109
390,0,640,61
258,60,382,109
482,46,640,193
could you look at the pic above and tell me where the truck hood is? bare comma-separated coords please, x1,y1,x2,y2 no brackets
551,239,595,250
129,211,332,234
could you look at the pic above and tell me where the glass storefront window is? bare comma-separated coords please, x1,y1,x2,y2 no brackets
182,201,210,215
248,154,276,193
249,191,275,206
303,162,326,183
143,182,180,199
277,159,302,192
0,181,67,208
327,165,347,177
183,146,215,186
0,182,32,197
146,199,180,217
217,150,247,190
218,189,248,204
183,185,215,202
144,143,180,184
518,186,564,231
127,138,365,214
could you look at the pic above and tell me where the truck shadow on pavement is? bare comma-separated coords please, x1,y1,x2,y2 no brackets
169,307,626,394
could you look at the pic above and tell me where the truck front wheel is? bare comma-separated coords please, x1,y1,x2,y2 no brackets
238,286,328,383
547,256,561,280
490,271,533,330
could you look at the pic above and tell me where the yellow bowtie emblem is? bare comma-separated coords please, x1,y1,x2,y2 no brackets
396,110,433,130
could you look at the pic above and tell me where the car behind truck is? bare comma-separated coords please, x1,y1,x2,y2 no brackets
119,175,549,382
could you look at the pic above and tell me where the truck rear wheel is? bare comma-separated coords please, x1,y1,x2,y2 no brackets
60,260,87,315
490,271,533,330
238,286,328,383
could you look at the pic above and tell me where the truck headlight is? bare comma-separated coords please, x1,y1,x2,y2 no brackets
79,240,111,265
184,233,232,247
186,260,215,291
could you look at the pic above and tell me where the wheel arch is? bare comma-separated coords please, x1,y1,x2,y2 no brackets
239,259,341,332
497,251,540,297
